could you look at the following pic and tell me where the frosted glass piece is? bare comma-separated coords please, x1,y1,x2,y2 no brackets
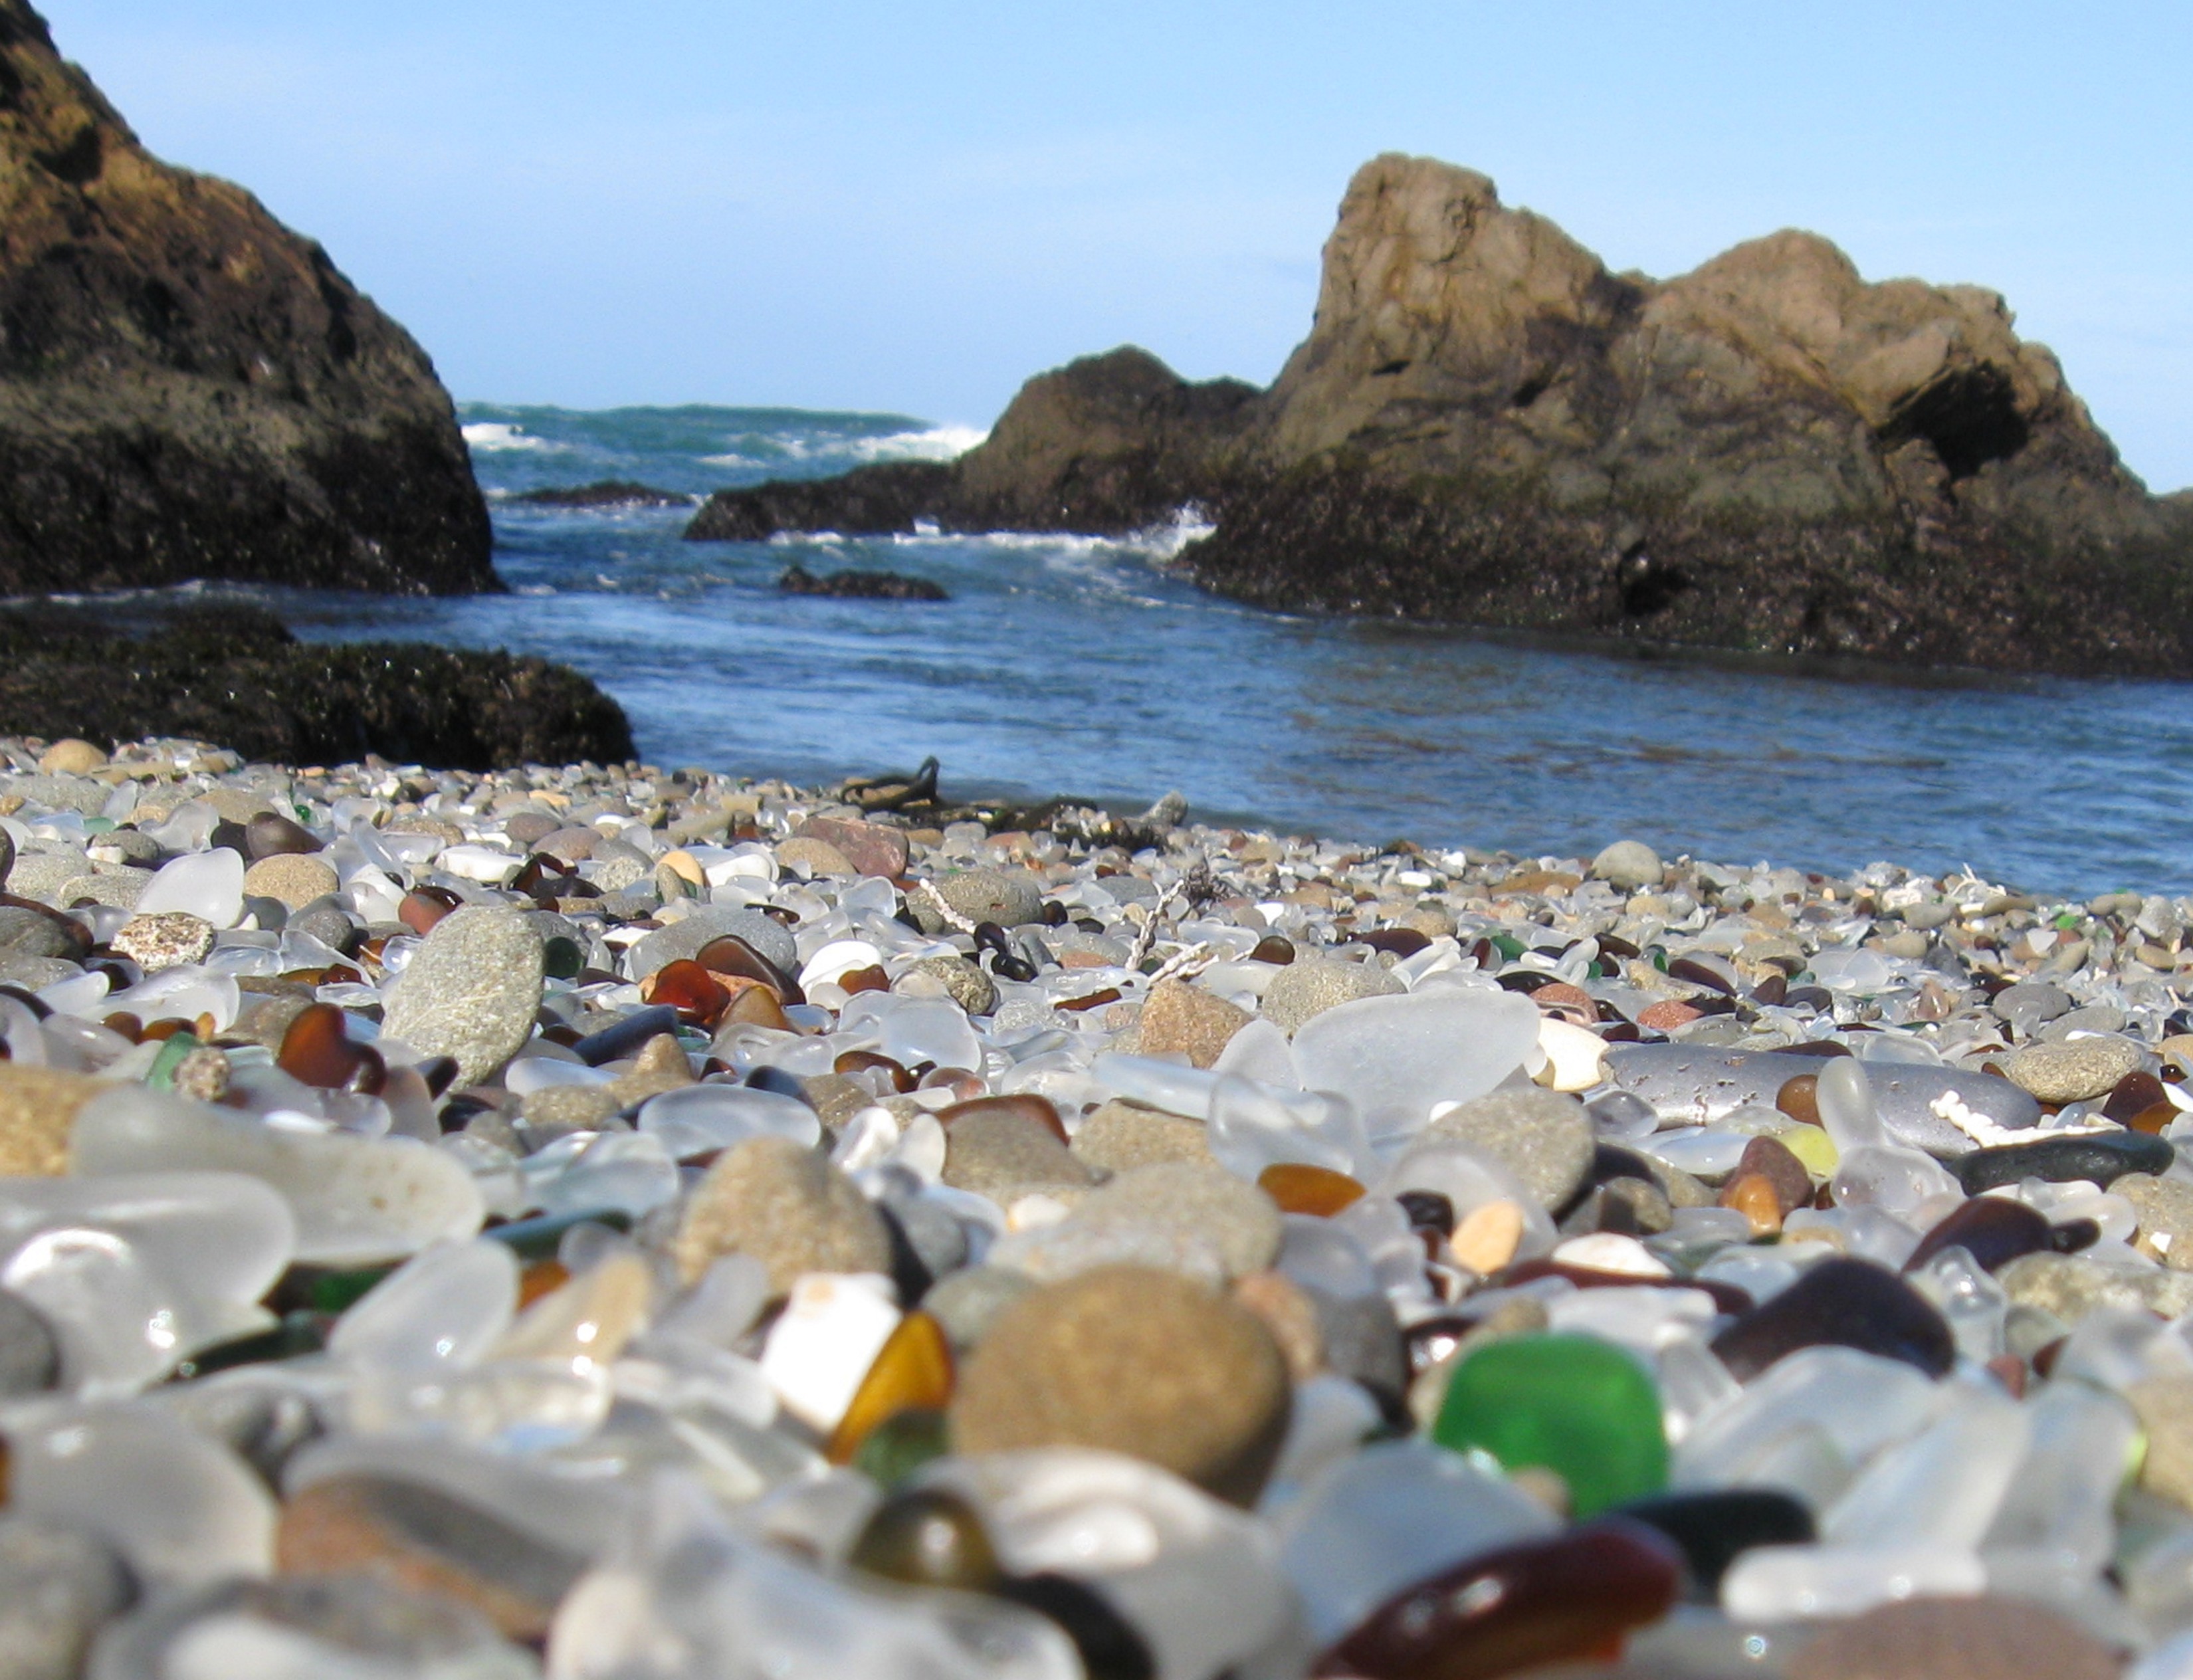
136,849,247,928
1291,989,1540,1146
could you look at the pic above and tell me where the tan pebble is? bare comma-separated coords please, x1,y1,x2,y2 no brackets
1637,998,1702,1031
1132,977,1251,1069
609,1033,694,1103
657,849,706,888
0,1063,107,1175
1720,1173,1784,1236
775,835,857,879
242,853,340,910
1449,1200,1526,1275
39,738,108,775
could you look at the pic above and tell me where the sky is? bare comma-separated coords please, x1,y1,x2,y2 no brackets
40,1,2193,490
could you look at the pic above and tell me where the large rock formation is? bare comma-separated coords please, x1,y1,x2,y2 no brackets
690,154,2193,675
0,1,493,594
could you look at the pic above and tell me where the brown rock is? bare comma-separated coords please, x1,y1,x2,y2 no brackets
0,2,492,595
794,815,910,879
1130,977,1250,1069
774,835,857,879
950,1265,1292,1505
1786,1594,2118,1680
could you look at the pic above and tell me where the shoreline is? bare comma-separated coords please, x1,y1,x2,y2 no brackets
2,733,2190,1675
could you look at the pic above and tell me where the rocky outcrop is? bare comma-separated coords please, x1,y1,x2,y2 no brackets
513,482,690,509
692,154,2193,675
0,603,631,769
777,564,946,601
0,1,493,595
686,347,1257,540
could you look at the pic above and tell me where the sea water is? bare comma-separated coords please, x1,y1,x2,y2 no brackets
246,403,2193,897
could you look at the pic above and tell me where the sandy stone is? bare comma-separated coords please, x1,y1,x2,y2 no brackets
942,1110,1100,1202
37,739,108,775
992,1162,1282,1284
1591,840,1663,891
0,1063,106,1176
907,953,997,1016
1131,977,1250,1069
1998,1251,2193,1324
2002,1034,2145,1103
1421,1087,1596,1210
671,1134,892,1294
795,815,910,879
1260,957,1402,1034
1231,1269,1323,1381
950,1265,1292,1505
775,835,857,879
913,867,1045,931
112,910,215,973
1070,1100,1216,1172
243,853,340,910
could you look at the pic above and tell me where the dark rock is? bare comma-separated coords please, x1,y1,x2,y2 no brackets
0,603,631,770
1710,1255,1954,1381
1952,1129,2172,1194
0,1286,57,1395
777,564,948,601
706,155,2193,678
0,2,491,595
511,480,689,508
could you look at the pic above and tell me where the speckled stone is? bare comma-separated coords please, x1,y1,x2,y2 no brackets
0,1063,104,1176
518,1083,623,1134
112,910,215,973
1260,957,1403,1034
1790,1597,2117,1680
0,902,84,957
1997,1250,2193,1324
671,1134,892,1295
380,906,545,1087
942,1110,1101,1202
2002,1035,2146,1103
0,952,77,990
1131,978,1251,1069
1422,1087,1596,1211
912,867,1045,931
908,953,997,1016
243,853,340,910
1070,1101,1217,1172
170,1046,231,1104
992,1162,1282,1283
776,835,857,879
950,1265,1292,1505
2114,1172,2193,1270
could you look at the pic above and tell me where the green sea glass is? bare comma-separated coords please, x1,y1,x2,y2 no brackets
1431,1332,1669,1517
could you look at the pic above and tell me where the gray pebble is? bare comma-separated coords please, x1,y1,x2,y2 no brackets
1992,981,2071,1031
941,1110,1100,1203
1591,839,1663,892
1998,1251,2193,1324
908,953,997,1016
923,1265,1038,1354
911,867,1045,932
1422,1086,1596,1211
0,906,79,958
2003,1035,2144,1104
627,905,795,980
990,1162,1281,1284
381,906,545,1087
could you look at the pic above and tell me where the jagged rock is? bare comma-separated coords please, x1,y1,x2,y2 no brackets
0,1,492,594
695,154,2193,677
0,603,632,770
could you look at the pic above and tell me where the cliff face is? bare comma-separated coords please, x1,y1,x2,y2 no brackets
692,152,2193,676
0,2,494,595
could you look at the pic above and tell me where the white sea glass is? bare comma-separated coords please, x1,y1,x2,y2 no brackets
135,849,246,927
1291,988,1540,1146
638,1084,820,1158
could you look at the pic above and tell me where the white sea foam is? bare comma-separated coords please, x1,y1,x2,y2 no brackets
462,421,560,453
701,423,987,471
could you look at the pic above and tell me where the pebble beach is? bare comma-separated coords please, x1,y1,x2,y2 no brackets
8,736,2193,1679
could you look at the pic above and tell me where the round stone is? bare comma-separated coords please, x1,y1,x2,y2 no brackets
1591,840,1663,892
38,738,108,775
1998,1251,2193,1324
670,1134,892,1295
922,1265,1038,1354
950,1264,1292,1505
1071,1101,1217,1173
1421,1087,1596,1211
380,906,545,1087
1131,978,1251,1068
242,853,340,910
0,1063,105,1176
915,868,1045,931
941,1110,1100,1203
112,910,216,974
627,906,796,980
776,835,857,879
2002,1035,2146,1104
1261,958,1403,1035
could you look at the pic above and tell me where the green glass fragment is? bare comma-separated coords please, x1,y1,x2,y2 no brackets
544,936,585,980
1431,1332,1669,1518
854,1407,950,1488
145,1031,203,1089
1490,934,1525,962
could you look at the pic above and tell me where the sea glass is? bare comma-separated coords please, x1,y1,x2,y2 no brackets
1431,1333,1669,1518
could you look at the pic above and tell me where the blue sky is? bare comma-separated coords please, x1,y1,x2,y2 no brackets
43,1,2193,489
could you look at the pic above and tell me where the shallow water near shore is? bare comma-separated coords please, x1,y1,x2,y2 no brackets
162,403,2193,895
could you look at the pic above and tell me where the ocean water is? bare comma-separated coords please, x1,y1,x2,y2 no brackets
248,402,2193,898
